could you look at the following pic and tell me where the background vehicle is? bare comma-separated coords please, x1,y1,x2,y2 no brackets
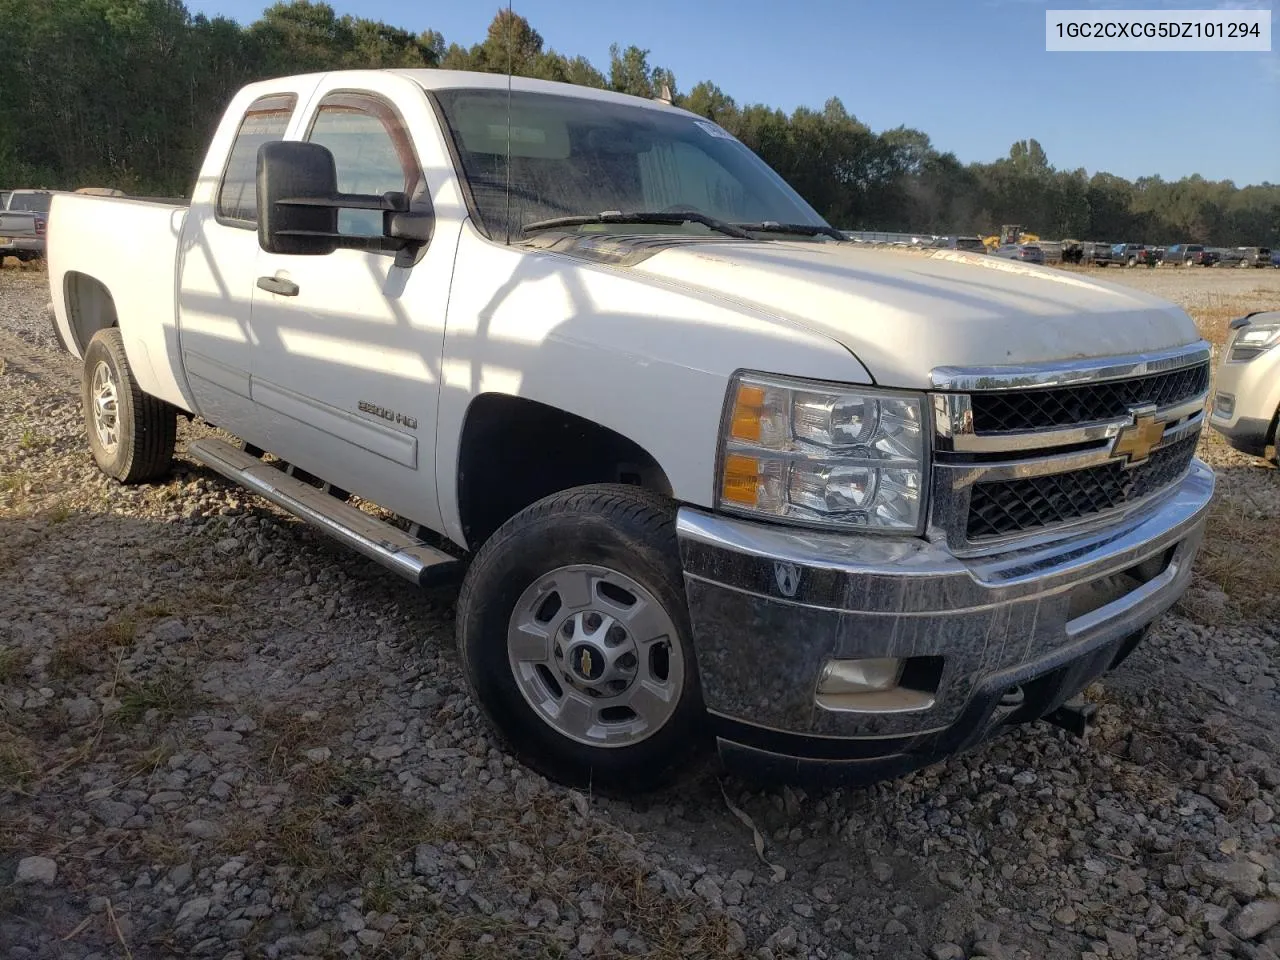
928,235,986,254
0,189,52,262
1214,247,1244,267
1210,311,1280,460
47,69,1212,791
1113,243,1146,266
1237,246,1272,268
1164,243,1218,267
1085,241,1114,266
0,190,10,209
992,242,1044,263
6,188,54,214
1273,250,1280,268
1035,240,1064,264
1057,240,1085,264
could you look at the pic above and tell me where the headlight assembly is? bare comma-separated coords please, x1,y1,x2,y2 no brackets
1228,321,1280,362
717,373,927,533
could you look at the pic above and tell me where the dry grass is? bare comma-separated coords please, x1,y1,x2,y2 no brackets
47,616,138,679
253,705,350,781
1193,494,1280,618
0,728,40,796
0,469,34,508
0,645,30,683
1190,304,1250,348
210,776,739,958
113,662,202,726
1176,282,1278,347
140,600,174,619
45,500,72,524
17,426,52,451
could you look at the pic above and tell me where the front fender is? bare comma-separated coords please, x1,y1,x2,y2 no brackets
434,227,868,546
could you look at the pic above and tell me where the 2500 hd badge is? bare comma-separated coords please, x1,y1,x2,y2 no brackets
358,400,418,430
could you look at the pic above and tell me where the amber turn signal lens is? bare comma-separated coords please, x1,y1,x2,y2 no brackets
729,384,766,442
720,453,760,504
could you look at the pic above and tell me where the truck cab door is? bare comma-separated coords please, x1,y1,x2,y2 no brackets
248,80,461,533
177,92,301,428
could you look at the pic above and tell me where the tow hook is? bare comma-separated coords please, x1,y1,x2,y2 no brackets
1042,698,1098,739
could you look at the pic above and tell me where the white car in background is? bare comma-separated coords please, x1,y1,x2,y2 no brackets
1211,311,1280,460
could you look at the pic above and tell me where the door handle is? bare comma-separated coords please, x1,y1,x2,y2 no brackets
257,276,299,297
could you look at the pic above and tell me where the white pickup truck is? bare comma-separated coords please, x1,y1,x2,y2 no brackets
48,70,1214,790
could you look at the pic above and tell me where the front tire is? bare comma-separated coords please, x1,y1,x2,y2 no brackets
457,484,706,791
82,328,176,483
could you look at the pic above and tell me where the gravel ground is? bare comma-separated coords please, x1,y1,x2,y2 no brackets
2,263,1278,960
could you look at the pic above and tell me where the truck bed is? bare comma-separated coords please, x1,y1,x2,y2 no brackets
47,193,192,410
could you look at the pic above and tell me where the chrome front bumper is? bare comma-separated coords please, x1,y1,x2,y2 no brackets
676,459,1214,782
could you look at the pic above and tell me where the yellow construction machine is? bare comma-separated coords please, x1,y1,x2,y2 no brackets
980,225,1040,251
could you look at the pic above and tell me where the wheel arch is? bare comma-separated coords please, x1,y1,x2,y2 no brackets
63,272,119,355
455,393,675,550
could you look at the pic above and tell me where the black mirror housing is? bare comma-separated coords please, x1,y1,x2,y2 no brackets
257,141,434,263
257,141,339,256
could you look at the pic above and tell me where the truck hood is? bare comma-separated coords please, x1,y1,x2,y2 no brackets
619,241,1199,388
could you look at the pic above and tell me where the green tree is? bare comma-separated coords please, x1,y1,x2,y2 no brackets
683,82,737,123
0,0,1275,249
608,44,676,99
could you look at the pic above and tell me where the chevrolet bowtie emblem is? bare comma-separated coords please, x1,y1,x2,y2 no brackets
579,649,593,677
1111,408,1167,466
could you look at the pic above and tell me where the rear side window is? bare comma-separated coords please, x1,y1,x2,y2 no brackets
217,94,297,225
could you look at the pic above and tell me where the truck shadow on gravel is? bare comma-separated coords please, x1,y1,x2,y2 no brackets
2,461,1278,958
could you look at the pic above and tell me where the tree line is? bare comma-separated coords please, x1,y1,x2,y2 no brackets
1,0,1275,246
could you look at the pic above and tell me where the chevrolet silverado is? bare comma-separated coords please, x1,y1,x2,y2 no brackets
47,70,1214,789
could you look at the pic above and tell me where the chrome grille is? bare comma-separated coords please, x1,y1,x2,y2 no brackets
966,434,1199,540
930,343,1210,550
970,363,1209,433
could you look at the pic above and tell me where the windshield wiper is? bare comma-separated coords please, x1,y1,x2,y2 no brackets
732,221,847,241
522,211,753,240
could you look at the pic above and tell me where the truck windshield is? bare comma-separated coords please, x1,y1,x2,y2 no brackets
432,88,828,241
9,193,51,213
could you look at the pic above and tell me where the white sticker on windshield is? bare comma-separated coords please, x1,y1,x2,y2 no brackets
694,120,736,140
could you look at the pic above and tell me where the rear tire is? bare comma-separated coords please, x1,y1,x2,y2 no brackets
82,328,176,483
457,484,706,792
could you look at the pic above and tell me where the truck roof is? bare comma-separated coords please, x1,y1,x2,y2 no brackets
263,69,699,118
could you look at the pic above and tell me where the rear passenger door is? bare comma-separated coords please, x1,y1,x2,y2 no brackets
247,76,462,532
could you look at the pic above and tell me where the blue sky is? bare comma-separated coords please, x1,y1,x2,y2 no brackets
187,0,1278,185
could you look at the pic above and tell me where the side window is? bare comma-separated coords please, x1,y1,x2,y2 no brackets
216,93,296,225
306,93,421,237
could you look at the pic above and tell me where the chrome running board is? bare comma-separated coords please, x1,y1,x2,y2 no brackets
186,438,462,587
